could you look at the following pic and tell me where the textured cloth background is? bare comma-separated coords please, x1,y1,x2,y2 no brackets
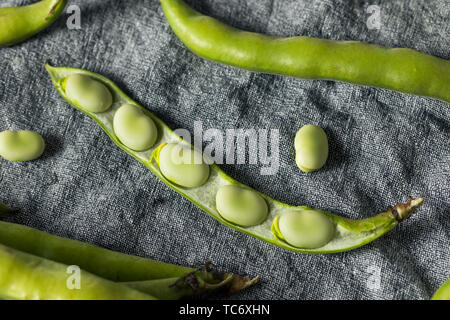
0,0,449,300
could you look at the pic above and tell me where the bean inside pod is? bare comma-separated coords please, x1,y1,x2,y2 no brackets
272,210,335,249
157,143,210,188
113,104,158,151
64,74,113,113
216,185,268,227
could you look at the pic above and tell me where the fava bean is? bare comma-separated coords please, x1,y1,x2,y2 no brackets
47,64,425,254
216,185,268,227
113,104,158,151
273,210,335,249
294,124,328,172
65,74,113,113
0,0,67,48
0,130,45,162
158,143,210,188
160,0,450,104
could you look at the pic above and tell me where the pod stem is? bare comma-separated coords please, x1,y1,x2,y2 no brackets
391,197,424,222
170,260,259,295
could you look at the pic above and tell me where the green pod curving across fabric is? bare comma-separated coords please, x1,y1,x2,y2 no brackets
160,0,450,104
46,63,425,254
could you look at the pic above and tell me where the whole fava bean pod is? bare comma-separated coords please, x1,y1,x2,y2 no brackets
46,63,426,254
0,0,67,48
113,104,158,151
0,222,258,299
294,124,329,172
0,243,156,300
216,185,268,227
0,220,194,282
432,279,450,300
160,0,450,104
64,73,113,113
157,143,210,188
0,130,45,162
272,210,335,249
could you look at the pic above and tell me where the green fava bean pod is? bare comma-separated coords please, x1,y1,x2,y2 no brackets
294,124,329,172
0,243,156,300
65,73,113,113
160,0,450,104
113,104,158,151
216,185,268,227
0,0,67,48
431,279,450,300
47,63,425,254
0,222,259,299
0,130,45,162
272,210,335,249
157,143,210,188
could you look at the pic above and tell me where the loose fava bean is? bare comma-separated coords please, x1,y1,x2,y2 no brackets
0,130,45,162
294,124,328,172
216,185,268,227
158,143,210,188
274,210,335,249
113,104,158,151
64,74,113,113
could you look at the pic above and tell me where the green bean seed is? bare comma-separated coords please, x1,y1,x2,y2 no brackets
294,124,328,172
275,210,335,249
158,143,210,188
113,104,158,151
0,130,45,162
65,74,113,113
216,185,268,227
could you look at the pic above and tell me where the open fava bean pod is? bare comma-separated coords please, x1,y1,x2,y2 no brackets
46,63,424,254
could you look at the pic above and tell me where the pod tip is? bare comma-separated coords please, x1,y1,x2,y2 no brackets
393,196,424,221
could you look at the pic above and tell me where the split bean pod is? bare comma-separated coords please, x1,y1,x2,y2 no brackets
47,64,424,254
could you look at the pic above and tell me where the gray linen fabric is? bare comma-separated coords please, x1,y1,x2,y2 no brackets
0,0,449,300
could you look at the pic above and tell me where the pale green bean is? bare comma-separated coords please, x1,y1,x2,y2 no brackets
294,124,328,172
0,130,45,162
113,104,158,151
65,74,113,113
